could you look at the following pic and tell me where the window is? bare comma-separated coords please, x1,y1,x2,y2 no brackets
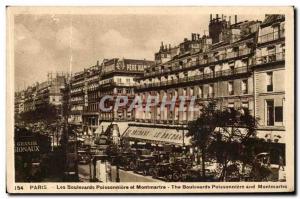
275,106,283,122
268,47,276,62
229,61,235,73
241,58,248,67
198,86,203,98
182,88,186,96
210,66,215,74
266,99,284,126
209,84,214,97
228,81,234,95
266,100,274,126
228,103,234,111
273,25,280,40
242,79,248,94
117,89,122,94
190,87,194,96
241,102,249,114
267,72,273,92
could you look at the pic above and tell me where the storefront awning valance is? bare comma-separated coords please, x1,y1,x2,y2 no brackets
122,126,191,146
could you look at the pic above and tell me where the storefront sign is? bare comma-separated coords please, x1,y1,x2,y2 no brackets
15,140,40,153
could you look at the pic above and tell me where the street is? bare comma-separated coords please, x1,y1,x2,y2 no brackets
110,166,162,182
78,164,162,182
78,164,91,182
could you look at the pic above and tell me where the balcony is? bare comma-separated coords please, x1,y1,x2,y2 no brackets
143,49,251,78
70,89,83,95
258,29,285,44
137,65,250,89
253,52,285,66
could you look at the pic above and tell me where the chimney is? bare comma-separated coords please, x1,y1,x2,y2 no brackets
216,14,219,21
235,15,237,24
229,16,231,25
210,14,212,21
161,41,164,50
96,60,99,66
169,44,171,49
197,34,200,40
222,14,224,20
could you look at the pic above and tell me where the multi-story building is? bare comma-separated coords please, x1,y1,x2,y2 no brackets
124,15,261,146
14,91,24,115
35,73,67,110
82,62,102,133
16,73,68,116
69,71,86,126
99,58,153,121
14,14,287,155
96,58,154,136
253,15,285,146
23,86,37,112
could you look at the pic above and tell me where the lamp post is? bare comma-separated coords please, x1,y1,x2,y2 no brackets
115,137,122,182
116,162,120,182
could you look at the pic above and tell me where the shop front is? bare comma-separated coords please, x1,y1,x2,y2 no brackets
122,125,191,147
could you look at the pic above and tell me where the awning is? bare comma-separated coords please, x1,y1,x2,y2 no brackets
122,126,191,146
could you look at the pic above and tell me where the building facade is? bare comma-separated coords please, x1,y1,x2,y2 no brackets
68,58,153,136
69,71,86,126
253,15,286,144
82,63,102,133
15,73,68,118
14,14,287,151
99,58,154,122
125,15,261,146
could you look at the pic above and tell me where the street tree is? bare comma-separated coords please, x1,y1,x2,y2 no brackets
187,101,220,178
211,108,258,181
187,101,258,181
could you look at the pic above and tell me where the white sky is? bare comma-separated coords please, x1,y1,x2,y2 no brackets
14,13,265,90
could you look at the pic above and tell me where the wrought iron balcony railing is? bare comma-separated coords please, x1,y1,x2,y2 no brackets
144,49,252,77
138,65,250,89
258,29,285,44
253,52,285,66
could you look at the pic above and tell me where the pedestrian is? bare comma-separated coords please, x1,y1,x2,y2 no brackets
278,155,284,171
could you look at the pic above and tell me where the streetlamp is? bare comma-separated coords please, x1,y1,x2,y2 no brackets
116,160,120,182
115,137,122,182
